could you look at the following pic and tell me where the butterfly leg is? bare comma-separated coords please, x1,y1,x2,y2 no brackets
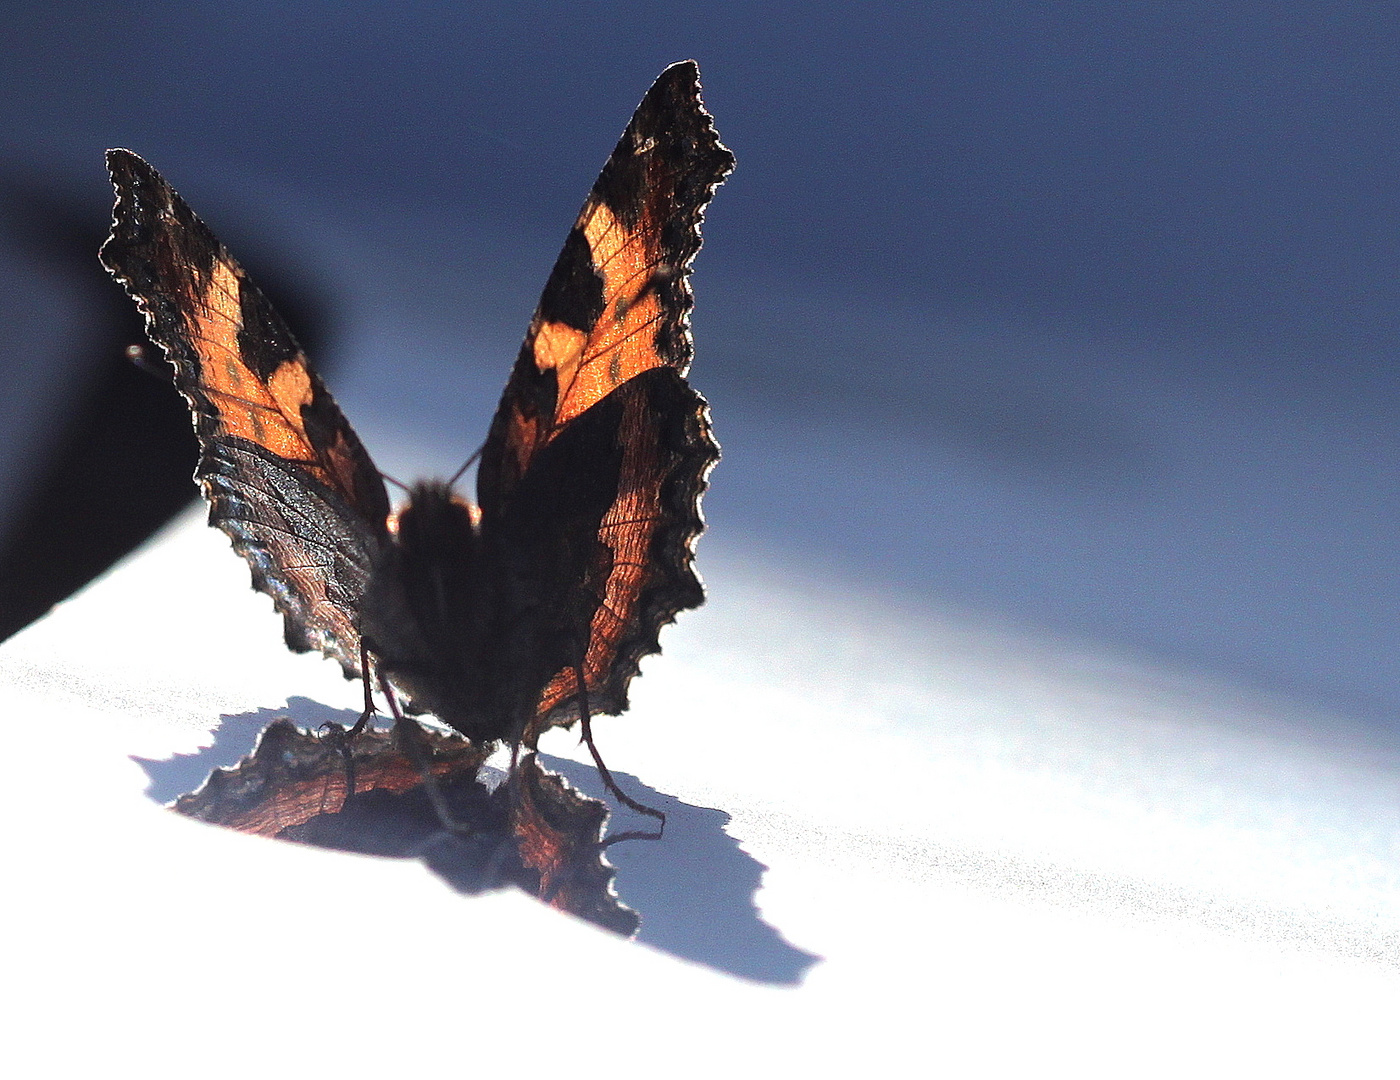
573,662,666,841
348,640,378,737
324,641,377,804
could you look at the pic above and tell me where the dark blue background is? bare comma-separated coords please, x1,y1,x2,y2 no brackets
3,3,1399,728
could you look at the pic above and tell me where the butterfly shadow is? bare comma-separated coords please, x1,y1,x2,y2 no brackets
133,697,820,986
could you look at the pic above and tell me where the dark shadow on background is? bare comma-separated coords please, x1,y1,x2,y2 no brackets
133,699,819,985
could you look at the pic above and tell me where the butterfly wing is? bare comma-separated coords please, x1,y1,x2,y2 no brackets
477,61,732,735
100,150,390,678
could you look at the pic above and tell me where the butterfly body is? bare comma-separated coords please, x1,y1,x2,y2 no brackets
101,62,731,750
360,481,494,738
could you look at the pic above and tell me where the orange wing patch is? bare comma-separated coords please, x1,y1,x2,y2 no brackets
531,199,666,430
186,258,374,506
188,261,325,479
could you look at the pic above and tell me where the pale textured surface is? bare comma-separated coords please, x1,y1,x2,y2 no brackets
5,509,1400,1076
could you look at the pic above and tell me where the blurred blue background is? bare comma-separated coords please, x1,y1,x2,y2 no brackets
1,3,1398,728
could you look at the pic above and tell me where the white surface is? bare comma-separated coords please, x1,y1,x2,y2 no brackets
5,508,1400,1076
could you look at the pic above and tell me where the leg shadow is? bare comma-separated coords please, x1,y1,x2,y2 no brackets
540,754,820,985
132,702,821,985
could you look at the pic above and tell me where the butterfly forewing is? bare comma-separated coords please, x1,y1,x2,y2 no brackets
478,60,732,735
100,150,390,678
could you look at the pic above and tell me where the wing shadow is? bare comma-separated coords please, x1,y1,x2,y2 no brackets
537,753,820,984
132,698,820,985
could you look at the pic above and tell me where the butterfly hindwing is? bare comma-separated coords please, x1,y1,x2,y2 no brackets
100,150,389,677
477,60,732,735
508,366,717,734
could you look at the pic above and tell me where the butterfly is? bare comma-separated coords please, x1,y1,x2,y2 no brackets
100,61,732,810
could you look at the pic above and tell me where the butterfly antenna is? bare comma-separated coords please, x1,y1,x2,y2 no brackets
448,445,484,488
380,471,411,493
573,663,665,840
